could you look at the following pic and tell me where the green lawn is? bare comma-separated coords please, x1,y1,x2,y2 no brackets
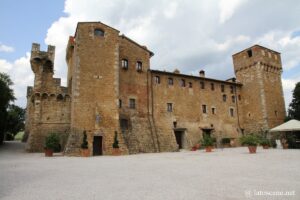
14,132,24,140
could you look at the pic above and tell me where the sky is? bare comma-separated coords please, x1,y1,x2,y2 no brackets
0,0,300,110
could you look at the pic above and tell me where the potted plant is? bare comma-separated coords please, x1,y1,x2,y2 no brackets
112,131,121,156
44,133,60,157
240,134,260,153
80,131,90,157
201,135,214,152
221,138,231,148
260,138,270,149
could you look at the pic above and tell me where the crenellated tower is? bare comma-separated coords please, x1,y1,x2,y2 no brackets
233,45,286,134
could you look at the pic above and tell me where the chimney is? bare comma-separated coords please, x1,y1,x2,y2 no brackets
199,70,205,77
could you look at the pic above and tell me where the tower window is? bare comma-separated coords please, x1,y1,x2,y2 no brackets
94,29,104,37
129,98,136,109
167,103,173,112
232,96,235,103
223,94,227,102
188,82,193,88
212,107,216,115
230,108,234,117
247,49,252,57
238,95,241,101
136,61,142,72
121,59,128,69
230,85,234,94
200,81,205,89
202,105,207,114
211,83,215,91
275,110,278,117
119,99,122,108
154,76,160,84
221,84,225,92
168,78,173,85
180,79,186,87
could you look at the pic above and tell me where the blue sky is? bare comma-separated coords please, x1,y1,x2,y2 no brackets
0,0,300,109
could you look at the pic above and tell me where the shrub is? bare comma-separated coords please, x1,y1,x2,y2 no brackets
81,131,88,149
112,131,119,148
260,138,271,146
201,135,214,147
45,133,60,151
221,138,231,144
240,134,260,146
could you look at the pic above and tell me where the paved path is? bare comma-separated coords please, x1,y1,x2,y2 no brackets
0,141,299,200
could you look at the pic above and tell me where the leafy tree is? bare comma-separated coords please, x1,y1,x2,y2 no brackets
288,82,300,120
5,105,25,140
0,73,15,144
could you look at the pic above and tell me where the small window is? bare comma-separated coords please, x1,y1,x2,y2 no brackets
232,96,235,103
230,108,234,117
238,95,241,101
120,119,129,130
94,29,104,37
221,84,225,92
200,81,205,89
154,76,160,84
167,103,173,112
136,61,142,72
230,85,234,94
247,49,252,57
202,105,207,114
223,94,227,102
129,98,136,109
188,82,192,88
212,107,216,115
121,59,128,69
275,110,278,117
119,99,122,108
211,83,214,91
168,78,173,85
180,79,186,87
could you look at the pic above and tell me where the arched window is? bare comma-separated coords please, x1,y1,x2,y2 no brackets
94,29,104,37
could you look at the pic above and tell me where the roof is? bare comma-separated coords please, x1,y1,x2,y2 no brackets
74,21,120,38
269,119,300,132
120,34,154,57
232,44,280,57
150,70,242,86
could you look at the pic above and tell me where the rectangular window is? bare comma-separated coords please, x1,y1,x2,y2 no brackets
167,103,173,112
200,81,205,89
120,119,129,130
238,95,241,101
129,98,136,109
154,76,160,84
221,84,225,92
136,61,142,72
168,78,173,85
188,82,192,88
211,83,214,91
212,107,216,115
232,96,235,103
180,79,186,87
223,94,227,102
230,85,234,94
119,99,122,108
247,49,252,57
230,108,234,117
202,105,207,114
121,59,128,69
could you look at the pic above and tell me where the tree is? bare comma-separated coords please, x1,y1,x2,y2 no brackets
288,82,300,120
5,105,25,140
0,73,15,144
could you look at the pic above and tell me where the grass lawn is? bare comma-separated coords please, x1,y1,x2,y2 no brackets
14,132,24,140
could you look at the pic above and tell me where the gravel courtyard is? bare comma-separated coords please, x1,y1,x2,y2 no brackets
0,141,299,200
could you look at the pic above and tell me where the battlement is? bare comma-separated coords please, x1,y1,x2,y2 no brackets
31,43,55,63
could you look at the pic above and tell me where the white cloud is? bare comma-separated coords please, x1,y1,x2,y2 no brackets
0,53,33,107
0,43,14,53
219,0,247,24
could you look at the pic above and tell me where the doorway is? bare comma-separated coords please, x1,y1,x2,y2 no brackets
174,131,184,149
93,136,103,156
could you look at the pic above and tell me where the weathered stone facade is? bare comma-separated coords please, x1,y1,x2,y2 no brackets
25,22,286,155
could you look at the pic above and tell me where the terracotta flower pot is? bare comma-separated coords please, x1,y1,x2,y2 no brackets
45,149,53,157
112,148,121,156
195,143,201,149
81,148,90,157
205,146,213,152
248,146,257,153
262,145,269,149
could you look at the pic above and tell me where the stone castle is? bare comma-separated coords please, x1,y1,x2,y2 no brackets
25,21,286,155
